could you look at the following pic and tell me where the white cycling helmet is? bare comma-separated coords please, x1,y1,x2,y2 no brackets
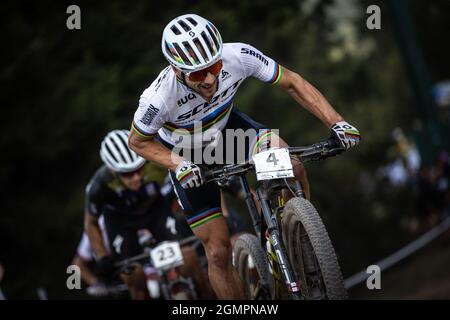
161,14,223,72
100,130,146,173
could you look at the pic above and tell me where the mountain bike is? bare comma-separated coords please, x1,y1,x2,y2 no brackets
204,139,348,300
114,235,200,300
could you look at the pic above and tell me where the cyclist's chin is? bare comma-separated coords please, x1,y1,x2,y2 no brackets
197,85,215,99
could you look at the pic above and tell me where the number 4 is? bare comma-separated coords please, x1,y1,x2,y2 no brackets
267,152,278,166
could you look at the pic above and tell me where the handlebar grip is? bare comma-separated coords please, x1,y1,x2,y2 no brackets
327,137,342,149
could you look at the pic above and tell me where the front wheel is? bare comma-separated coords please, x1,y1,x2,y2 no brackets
281,197,347,300
232,233,271,300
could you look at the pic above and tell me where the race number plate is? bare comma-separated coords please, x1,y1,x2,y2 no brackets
150,241,184,270
253,148,294,181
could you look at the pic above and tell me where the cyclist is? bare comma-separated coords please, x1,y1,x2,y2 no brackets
72,216,118,297
85,129,212,299
166,172,249,246
128,14,361,299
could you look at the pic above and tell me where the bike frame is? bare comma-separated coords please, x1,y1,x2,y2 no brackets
236,172,302,299
205,140,343,300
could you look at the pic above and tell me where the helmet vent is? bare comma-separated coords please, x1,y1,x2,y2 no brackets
182,41,200,64
164,41,174,60
206,24,219,51
116,132,134,160
186,17,198,26
174,43,193,66
201,31,214,55
105,143,118,163
178,20,191,32
170,25,181,35
109,138,127,163
193,38,208,61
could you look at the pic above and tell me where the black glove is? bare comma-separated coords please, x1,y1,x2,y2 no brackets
96,256,116,277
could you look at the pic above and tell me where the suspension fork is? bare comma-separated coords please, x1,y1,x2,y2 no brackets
238,175,262,239
257,187,302,300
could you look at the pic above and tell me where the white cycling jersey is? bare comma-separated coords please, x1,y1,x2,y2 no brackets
132,42,283,147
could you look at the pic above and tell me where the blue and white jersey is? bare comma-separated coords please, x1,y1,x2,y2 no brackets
132,43,282,147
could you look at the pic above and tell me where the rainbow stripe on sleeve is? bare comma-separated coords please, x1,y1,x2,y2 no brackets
131,121,157,140
268,63,283,85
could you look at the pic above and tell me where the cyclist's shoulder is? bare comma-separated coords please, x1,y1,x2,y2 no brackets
224,42,261,53
224,41,253,48
223,42,246,56
86,165,114,197
140,66,177,107
223,42,270,66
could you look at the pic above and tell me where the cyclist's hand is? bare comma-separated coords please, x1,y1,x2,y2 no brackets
330,121,361,150
175,160,204,189
96,256,116,277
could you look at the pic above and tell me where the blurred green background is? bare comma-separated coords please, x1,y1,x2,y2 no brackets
1,0,449,299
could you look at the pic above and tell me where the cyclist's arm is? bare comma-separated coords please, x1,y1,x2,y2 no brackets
277,67,344,128
72,254,98,286
128,130,183,171
84,212,109,259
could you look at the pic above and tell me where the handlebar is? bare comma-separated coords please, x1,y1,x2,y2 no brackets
204,138,344,184
114,235,200,269
288,138,343,161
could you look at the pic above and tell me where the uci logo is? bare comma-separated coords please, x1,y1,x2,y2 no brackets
177,93,196,107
